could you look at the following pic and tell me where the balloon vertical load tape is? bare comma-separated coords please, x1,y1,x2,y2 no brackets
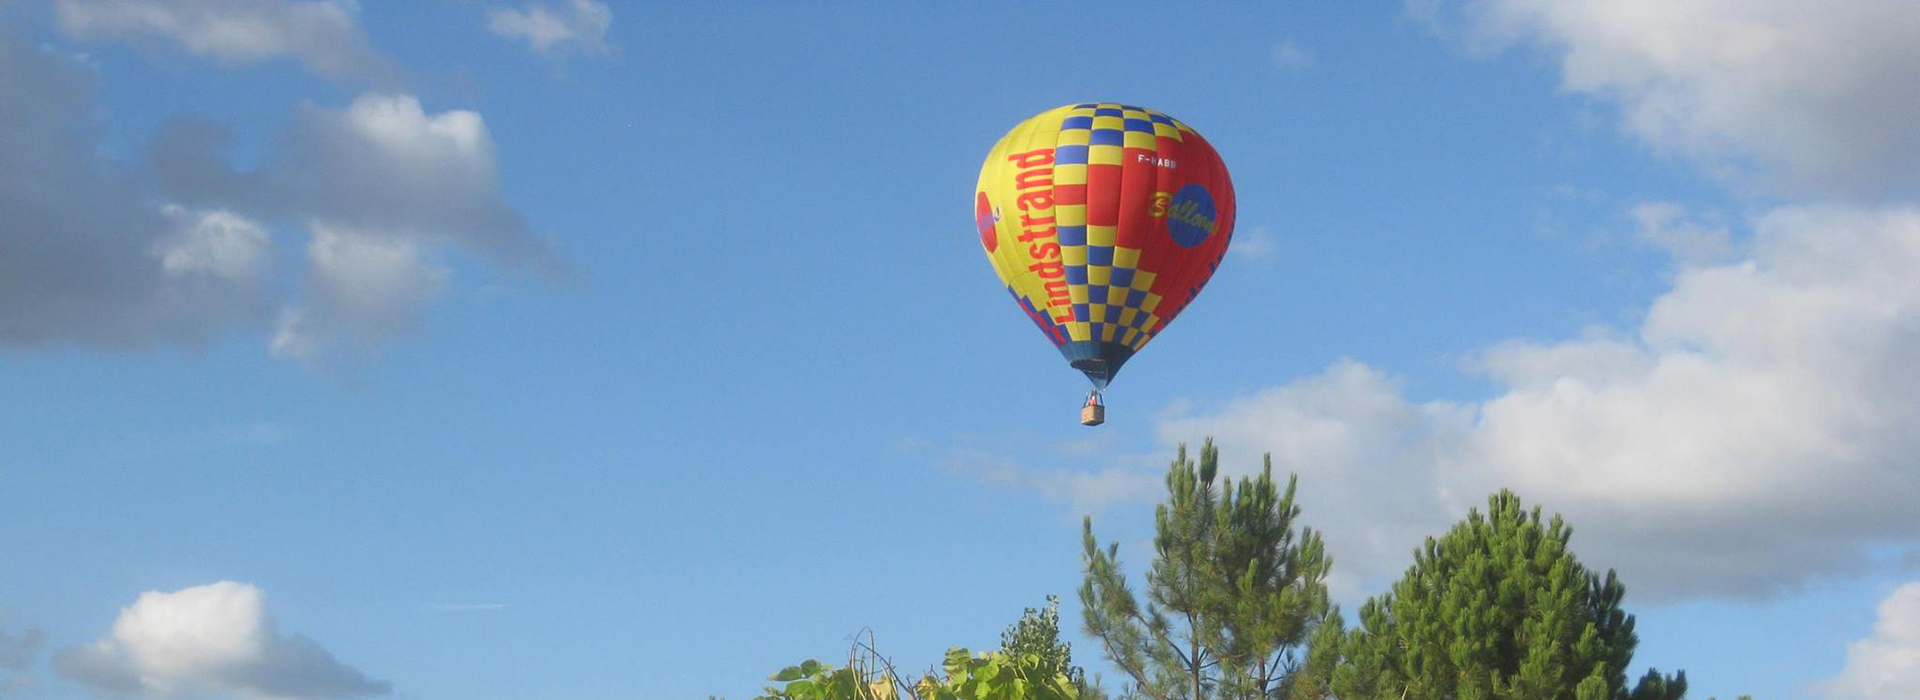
974,102,1235,415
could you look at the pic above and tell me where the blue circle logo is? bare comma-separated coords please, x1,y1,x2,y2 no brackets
1166,184,1216,248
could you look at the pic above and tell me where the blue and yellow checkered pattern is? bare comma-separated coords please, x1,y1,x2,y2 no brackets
976,102,1234,388
1052,103,1192,351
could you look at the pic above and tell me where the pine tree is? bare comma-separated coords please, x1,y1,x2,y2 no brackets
1080,440,1333,700
1326,490,1686,700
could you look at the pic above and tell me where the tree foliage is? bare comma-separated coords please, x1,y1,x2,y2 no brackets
755,598,1095,700
1327,490,1686,700
753,647,1084,700
1080,440,1334,700
745,440,1751,700
1002,596,1088,690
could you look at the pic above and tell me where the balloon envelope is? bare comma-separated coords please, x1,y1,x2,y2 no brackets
975,103,1235,388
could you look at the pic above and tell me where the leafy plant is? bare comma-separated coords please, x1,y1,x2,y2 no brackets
1001,596,1086,689
754,643,1082,700
756,596,1093,700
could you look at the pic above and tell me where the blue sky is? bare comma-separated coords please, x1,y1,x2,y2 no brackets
4,2,1920,700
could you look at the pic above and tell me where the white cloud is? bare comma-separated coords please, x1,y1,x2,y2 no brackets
1152,204,1920,602
0,33,550,360
1270,40,1315,70
53,581,389,700
0,624,44,671
263,94,558,271
0,38,277,348
155,205,274,283
243,92,555,365
271,223,447,365
1631,202,1736,265
1819,582,1920,700
1231,226,1280,260
1157,360,1477,600
32,9,554,364
0,618,40,691
487,0,615,57
1441,0,1920,199
54,0,394,82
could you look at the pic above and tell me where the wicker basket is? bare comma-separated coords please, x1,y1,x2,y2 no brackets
1080,404,1106,426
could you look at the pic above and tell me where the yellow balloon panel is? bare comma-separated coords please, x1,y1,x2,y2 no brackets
973,103,1235,387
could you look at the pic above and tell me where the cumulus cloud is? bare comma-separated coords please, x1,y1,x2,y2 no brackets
1819,582,1920,700
54,0,394,82
0,624,45,670
263,94,557,270
53,581,389,700
1153,204,1920,602
1631,202,1737,265
154,206,275,283
154,93,560,275
0,37,276,348
271,224,447,364
486,0,615,57
0,621,41,694
1157,361,1476,600
1,30,551,361
250,93,555,366
1432,0,1920,200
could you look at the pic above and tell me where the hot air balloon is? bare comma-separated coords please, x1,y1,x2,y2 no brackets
974,103,1235,426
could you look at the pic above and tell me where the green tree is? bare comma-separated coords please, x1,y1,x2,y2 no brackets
1080,440,1334,700
754,597,1095,700
754,648,1085,700
1327,490,1686,700
1002,596,1089,691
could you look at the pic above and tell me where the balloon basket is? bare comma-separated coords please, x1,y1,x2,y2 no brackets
1081,390,1106,426
1082,402,1113,425
1082,387,1113,425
